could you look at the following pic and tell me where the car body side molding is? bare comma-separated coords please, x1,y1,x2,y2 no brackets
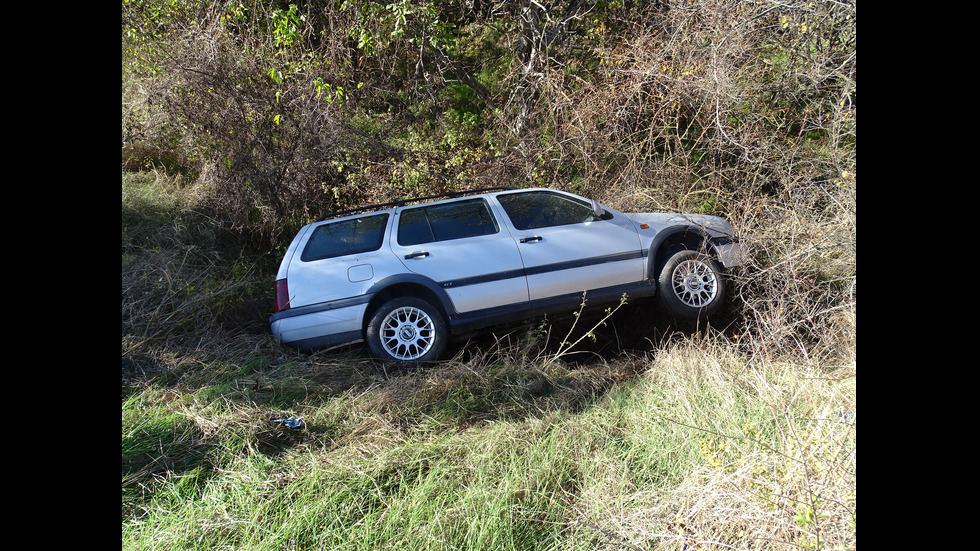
269,294,372,324
448,279,656,335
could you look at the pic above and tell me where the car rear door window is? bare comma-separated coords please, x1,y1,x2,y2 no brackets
398,198,499,246
301,213,390,262
396,208,434,246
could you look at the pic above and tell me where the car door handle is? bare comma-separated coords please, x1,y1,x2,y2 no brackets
519,236,542,243
404,251,430,259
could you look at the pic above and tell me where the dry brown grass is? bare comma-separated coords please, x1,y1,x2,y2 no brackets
569,339,856,550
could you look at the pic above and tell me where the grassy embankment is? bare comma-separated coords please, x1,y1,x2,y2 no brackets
122,172,855,550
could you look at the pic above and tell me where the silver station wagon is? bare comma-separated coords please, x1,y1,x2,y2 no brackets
270,187,744,363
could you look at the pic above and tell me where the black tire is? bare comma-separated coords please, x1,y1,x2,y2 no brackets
365,297,448,365
656,250,726,320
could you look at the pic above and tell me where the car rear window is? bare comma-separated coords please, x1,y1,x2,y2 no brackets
301,213,390,262
398,198,499,246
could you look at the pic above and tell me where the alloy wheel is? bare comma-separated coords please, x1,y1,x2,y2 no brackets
379,306,437,361
670,258,718,308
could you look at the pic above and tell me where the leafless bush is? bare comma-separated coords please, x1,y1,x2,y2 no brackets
484,0,856,360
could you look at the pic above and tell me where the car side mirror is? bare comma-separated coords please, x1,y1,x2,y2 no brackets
591,200,612,220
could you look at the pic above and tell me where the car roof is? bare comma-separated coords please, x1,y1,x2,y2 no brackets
315,186,517,222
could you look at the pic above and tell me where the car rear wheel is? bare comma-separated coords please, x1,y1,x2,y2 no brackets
366,297,447,364
656,250,725,320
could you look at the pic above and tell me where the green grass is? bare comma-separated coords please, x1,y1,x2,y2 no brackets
122,173,855,550
122,342,854,550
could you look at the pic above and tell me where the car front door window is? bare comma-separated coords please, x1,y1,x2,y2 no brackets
496,191,595,230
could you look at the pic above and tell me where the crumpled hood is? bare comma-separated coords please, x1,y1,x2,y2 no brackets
624,212,736,239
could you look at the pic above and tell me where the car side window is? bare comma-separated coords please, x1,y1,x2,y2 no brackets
398,198,499,246
301,213,390,262
397,207,433,246
497,191,596,231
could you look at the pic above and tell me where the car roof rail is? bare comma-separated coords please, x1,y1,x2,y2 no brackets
316,186,516,222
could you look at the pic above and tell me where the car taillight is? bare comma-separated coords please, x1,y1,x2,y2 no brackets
275,279,290,312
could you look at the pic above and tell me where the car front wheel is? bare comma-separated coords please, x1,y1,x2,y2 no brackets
366,297,447,365
656,250,725,320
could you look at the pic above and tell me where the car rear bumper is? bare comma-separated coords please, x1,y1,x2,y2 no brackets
270,301,368,351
